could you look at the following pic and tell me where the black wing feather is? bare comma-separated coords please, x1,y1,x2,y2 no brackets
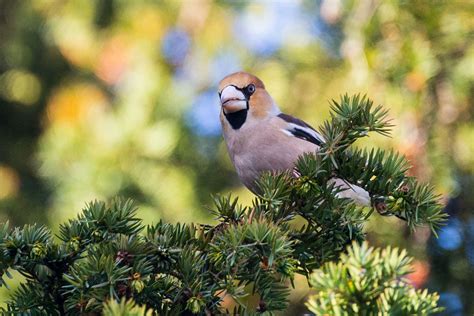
290,127,323,146
277,113,324,146
278,113,316,131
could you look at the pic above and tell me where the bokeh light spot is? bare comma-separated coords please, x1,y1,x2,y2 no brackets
407,260,430,288
139,120,179,159
0,165,20,199
95,36,130,86
0,69,42,105
161,28,190,67
437,219,463,251
46,83,108,125
186,90,221,137
439,292,463,315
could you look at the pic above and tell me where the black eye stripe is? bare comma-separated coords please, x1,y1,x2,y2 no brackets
227,84,255,99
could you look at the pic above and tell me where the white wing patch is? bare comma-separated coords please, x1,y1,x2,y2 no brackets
280,129,294,137
287,123,325,144
277,113,325,146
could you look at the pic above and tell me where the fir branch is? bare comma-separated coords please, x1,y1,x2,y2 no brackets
0,94,445,315
319,94,393,167
314,95,447,231
103,298,153,316
306,242,443,315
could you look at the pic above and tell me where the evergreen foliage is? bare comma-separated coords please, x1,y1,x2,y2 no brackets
103,299,152,316
306,242,442,315
0,95,446,315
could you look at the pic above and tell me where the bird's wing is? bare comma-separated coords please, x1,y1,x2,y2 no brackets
277,113,325,146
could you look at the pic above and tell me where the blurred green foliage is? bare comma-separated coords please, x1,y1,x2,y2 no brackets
0,0,472,314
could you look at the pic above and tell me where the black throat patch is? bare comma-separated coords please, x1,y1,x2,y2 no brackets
221,84,252,130
224,108,248,129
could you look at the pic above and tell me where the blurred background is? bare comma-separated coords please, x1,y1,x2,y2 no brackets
0,0,472,314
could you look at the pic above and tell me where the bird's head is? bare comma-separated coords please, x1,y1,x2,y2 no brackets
218,72,279,129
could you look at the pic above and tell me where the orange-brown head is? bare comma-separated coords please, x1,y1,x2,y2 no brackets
218,72,279,129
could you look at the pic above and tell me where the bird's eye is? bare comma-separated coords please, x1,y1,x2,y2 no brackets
246,84,256,95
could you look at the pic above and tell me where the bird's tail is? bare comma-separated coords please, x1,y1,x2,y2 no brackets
328,178,371,207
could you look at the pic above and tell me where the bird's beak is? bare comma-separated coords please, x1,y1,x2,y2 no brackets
220,85,247,114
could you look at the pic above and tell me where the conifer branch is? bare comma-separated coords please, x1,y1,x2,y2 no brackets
316,95,447,232
306,242,442,315
0,95,445,314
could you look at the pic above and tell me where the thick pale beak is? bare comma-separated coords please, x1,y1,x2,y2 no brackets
220,85,247,114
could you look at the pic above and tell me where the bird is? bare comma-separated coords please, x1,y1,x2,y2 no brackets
218,71,370,206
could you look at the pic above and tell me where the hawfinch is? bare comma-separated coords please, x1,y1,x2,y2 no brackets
218,71,370,206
